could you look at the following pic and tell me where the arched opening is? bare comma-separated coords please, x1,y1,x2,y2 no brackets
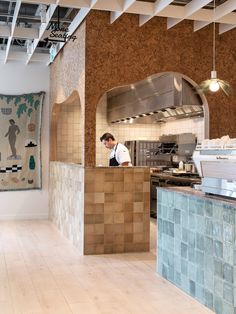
50,90,83,164
96,72,209,166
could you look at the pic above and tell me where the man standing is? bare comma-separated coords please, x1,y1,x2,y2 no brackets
100,133,132,167
5,119,20,158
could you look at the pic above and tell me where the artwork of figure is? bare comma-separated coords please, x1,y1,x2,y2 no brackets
5,119,20,159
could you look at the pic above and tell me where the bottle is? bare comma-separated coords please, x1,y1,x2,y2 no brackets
179,160,184,171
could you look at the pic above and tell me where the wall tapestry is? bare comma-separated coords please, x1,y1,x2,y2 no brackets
0,92,45,191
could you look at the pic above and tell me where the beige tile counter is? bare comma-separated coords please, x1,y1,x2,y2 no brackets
50,163,150,255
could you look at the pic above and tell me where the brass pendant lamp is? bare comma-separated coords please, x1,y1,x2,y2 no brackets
199,0,231,96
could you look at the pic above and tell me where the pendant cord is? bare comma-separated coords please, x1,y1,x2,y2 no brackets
213,0,216,71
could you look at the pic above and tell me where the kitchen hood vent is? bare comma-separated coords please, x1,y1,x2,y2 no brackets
107,72,204,124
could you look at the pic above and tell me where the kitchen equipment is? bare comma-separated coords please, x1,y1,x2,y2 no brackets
184,163,192,172
193,136,236,199
125,140,162,166
107,72,204,124
156,133,197,166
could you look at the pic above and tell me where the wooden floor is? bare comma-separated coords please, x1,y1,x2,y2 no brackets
0,220,214,314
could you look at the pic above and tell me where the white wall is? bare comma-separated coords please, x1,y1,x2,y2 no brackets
0,62,49,219
160,117,205,143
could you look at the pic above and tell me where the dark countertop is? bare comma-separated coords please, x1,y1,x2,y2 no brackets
157,186,236,206
151,172,200,184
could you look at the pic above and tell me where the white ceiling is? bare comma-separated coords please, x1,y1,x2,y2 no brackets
0,0,235,66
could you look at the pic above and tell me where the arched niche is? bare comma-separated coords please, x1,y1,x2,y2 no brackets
51,90,83,164
95,72,209,166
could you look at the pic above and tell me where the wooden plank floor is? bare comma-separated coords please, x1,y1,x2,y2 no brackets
0,220,214,314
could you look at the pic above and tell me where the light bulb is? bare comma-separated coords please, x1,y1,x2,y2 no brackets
209,79,220,92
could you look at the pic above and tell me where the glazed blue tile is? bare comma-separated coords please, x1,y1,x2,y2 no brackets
162,264,168,279
195,284,205,303
205,201,213,217
174,271,181,286
213,222,223,240
181,275,190,294
189,199,196,215
167,207,174,222
188,231,195,248
196,268,204,285
196,199,205,216
214,296,223,314
189,214,196,230
214,259,223,278
181,259,188,276
166,235,174,252
205,270,214,291
196,216,205,234
182,227,188,243
223,263,233,283
188,262,196,281
204,236,213,255
188,247,195,263
214,277,223,297
224,242,234,265
168,266,174,282
174,256,181,273
189,280,196,297
168,222,174,237
157,202,162,218
223,223,233,243
214,240,223,259
196,233,204,251
163,250,168,265
204,289,213,309
204,255,214,273
213,203,223,221
234,250,236,266
163,191,174,207
174,239,181,256
157,190,162,204
175,193,188,211
205,218,213,236
222,302,234,314
163,220,174,237
181,242,188,259
164,250,174,268
223,205,235,225
162,205,169,220
174,224,181,240
196,250,204,267
158,219,162,233
181,211,188,228
223,282,234,305
174,208,181,224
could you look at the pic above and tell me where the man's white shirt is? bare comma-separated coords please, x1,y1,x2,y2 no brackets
110,143,132,166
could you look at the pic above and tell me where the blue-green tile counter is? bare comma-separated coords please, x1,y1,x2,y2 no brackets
157,187,236,314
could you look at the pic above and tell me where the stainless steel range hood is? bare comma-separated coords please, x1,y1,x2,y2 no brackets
107,72,204,124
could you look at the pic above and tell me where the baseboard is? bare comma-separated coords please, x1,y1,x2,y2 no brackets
0,213,49,220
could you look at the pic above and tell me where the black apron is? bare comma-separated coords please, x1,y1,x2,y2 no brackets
109,144,119,166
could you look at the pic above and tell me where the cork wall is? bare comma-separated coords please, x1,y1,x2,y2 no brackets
50,11,236,167
85,11,236,166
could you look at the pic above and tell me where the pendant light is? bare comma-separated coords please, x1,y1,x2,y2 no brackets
198,0,231,96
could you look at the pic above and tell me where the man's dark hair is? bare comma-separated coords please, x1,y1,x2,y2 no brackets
100,133,115,142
